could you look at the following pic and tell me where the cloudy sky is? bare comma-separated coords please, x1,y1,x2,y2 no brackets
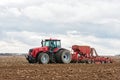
0,0,120,55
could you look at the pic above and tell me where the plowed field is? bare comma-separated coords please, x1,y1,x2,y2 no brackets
0,56,120,80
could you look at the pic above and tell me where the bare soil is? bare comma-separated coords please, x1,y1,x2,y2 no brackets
0,56,120,80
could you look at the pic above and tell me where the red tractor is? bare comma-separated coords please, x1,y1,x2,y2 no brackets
25,39,71,64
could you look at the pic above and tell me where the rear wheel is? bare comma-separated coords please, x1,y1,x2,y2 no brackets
107,60,111,63
38,53,49,64
87,59,92,64
101,61,105,64
56,50,71,64
91,60,95,64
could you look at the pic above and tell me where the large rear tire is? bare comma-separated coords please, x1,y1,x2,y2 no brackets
56,50,71,64
38,53,49,64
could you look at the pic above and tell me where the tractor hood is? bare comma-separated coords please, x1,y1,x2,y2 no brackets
32,46,49,52
30,46,49,57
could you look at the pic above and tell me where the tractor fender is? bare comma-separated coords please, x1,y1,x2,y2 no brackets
35,51,48,60
55,48,66,53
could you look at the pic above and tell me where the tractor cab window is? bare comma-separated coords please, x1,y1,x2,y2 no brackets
43,40,50,47
50,40,61,48
43,40,61,48
50,41,56,48
56,40,61,48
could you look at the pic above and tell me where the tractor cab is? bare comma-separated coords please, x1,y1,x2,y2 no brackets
41,39,61,49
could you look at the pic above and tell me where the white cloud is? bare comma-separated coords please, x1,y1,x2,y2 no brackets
0,31,119,56
0,40,30,53
20,0,120,24
23,6,54,21
0,0,25,5
0,7,21,17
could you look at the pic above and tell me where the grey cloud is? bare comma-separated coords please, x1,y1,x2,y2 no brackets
0,0,120,35
0,17,120,39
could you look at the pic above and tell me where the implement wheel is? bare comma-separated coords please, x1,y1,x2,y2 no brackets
87,59,92,64
101,61,105,64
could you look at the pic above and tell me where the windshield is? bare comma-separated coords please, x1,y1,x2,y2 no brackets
43,40,61,48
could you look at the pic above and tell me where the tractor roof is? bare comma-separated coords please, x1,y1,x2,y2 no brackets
45,38,60,41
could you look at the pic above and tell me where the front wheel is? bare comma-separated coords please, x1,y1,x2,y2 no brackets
38,53,49,64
